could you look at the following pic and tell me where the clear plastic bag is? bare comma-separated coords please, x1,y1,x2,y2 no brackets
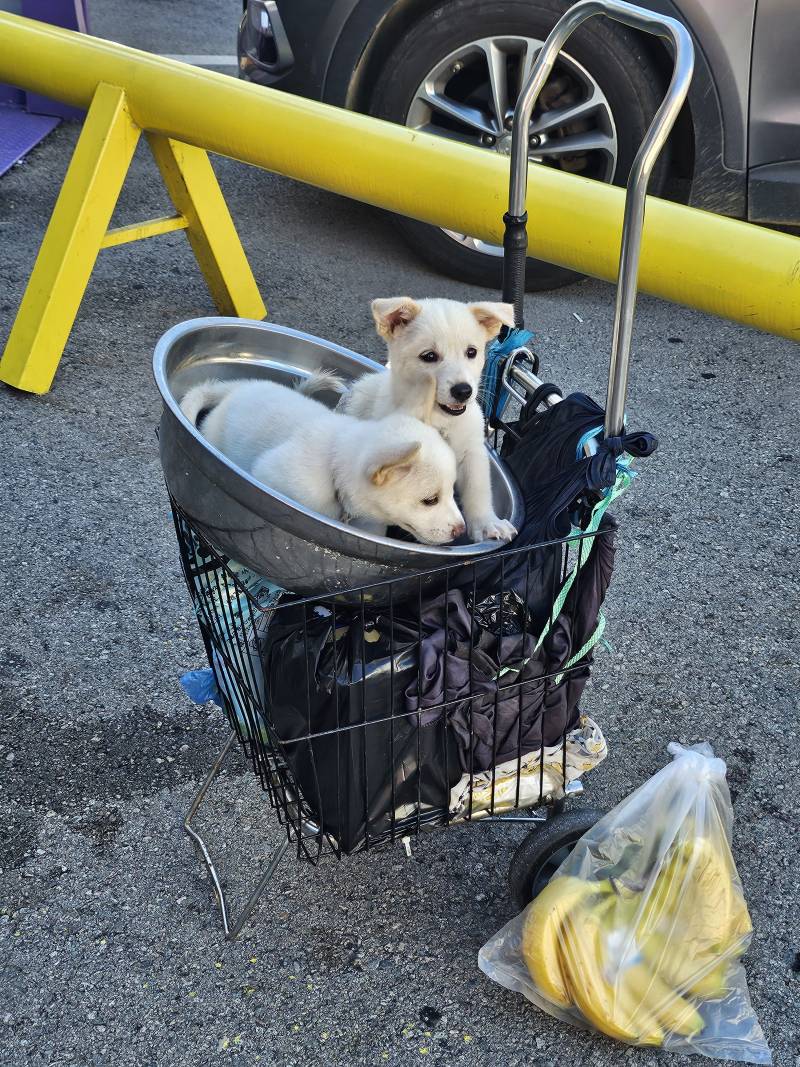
479,743,771,1063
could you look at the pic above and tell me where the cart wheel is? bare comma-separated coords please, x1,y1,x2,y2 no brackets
509,807,604,911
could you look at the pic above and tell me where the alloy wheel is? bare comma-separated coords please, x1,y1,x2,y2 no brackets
406,35,619,257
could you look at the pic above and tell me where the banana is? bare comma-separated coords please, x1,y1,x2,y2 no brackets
688,961,733,1000
639,835,751,962
559,899,664,1045
521,832,745,1046
618,961,704,1038
640,930,734,1000
609,964,666,1047
521,877,614,1009
679,836,752,952
597,896,703,1040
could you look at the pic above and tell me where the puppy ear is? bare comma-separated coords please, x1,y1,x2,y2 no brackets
368,441,422,486
371,297,422,339
468,301,516,338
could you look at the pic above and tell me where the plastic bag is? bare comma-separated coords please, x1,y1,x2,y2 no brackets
260,601,462,854
479,743,771,1064
181,524,283,743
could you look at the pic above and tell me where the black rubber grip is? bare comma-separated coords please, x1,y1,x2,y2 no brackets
501,211,528,329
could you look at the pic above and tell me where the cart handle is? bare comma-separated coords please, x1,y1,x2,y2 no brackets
502,0,694,438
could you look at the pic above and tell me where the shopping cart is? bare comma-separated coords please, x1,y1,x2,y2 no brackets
157,0,693,940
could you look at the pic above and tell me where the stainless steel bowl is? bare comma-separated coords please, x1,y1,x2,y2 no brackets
155,317,523,596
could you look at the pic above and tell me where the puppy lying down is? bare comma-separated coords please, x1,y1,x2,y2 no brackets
180,376,466,546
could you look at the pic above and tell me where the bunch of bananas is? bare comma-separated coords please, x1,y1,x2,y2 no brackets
521,835,752,1046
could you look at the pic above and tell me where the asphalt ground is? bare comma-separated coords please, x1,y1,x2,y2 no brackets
1,3,798,1065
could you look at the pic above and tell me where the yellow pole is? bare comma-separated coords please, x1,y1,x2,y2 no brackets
0,11,798,341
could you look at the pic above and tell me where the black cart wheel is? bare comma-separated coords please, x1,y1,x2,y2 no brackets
509,807,604,910
369,0,669,292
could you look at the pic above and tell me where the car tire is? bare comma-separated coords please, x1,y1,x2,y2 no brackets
369,0,669,292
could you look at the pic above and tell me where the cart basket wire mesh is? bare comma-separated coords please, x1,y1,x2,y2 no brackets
171,478,619,862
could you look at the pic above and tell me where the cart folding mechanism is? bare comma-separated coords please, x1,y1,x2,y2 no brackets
155,0,693,939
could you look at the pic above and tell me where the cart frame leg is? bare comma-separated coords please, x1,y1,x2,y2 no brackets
184,731,289,941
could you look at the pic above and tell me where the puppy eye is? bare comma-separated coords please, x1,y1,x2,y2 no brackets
419,350,439,363
466,346,478,359
421,495,439,507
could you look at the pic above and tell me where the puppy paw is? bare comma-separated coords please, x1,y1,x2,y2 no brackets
469,515,517,542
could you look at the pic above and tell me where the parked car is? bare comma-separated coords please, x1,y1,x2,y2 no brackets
238,0,800,291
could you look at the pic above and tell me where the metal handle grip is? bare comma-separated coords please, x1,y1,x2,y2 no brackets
501,212,529,327
506,0,694,437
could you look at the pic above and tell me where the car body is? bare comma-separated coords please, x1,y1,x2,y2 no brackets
238,0,800,283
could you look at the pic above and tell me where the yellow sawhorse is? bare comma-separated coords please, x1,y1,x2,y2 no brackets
0,81,266,394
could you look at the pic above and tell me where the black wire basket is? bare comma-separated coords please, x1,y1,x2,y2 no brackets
172,496,613,864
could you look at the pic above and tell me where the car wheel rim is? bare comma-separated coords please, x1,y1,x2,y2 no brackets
406,35,619,257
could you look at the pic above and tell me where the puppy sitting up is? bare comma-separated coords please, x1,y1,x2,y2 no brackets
339,298,517,543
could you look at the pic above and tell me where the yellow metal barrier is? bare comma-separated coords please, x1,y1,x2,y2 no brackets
0,76,266,393
0,12,798,392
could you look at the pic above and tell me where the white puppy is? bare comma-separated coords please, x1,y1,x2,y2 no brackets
339,297,517,543
180,377,466,545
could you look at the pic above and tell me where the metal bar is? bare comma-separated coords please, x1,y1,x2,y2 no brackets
507,0,694,436
184,731,289,941
1,12,798,341
506,361,562,409
484,813,548,824
100,213,188,248
161,54,238,67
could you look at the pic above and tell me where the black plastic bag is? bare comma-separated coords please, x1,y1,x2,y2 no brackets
260,603,462,854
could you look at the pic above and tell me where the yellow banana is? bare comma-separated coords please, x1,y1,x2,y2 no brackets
679,836,752,951
595,898,703,1040
609,964,666,1046
640,930,734,1000
639,835,751,961
521,830,746,1046
617,961,704,1038
521,877,614,1009
686,962,731,1001
559,900,664,1045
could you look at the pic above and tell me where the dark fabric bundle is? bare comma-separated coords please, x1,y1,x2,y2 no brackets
464,392,652,616
501,391,657,542
405,517,615,774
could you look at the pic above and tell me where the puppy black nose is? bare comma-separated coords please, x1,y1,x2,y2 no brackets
450,382,473,402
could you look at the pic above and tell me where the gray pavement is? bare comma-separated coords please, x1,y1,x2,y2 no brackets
1,4,798,1066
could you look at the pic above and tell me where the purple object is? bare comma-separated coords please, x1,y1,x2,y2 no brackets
0,104,59,176
23,0,88,29
0,85,25,107
0,0,89,173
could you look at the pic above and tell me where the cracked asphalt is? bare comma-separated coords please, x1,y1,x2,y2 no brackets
1,2,798,1065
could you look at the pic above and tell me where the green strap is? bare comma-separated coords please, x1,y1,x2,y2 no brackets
533,468,632,656
495,461,628,683
554,611,606,686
